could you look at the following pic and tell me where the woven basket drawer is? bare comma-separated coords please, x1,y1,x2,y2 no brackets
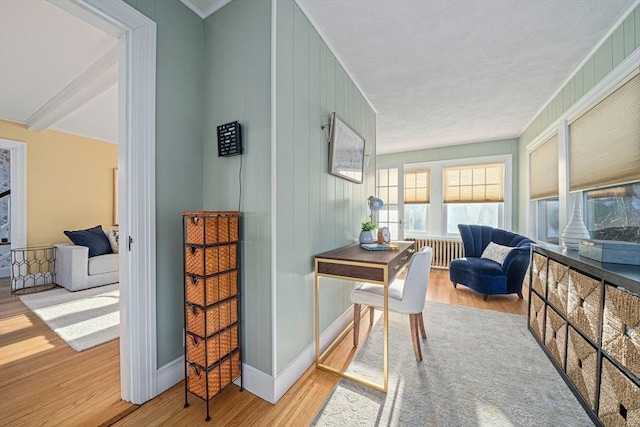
187,351,241,401
531,252,547,297
186,325,239,368
568,269,602,344
566,327,598,409
547,259,569,315
184,213,239,245
545,306,567,369
185,244,237,276
598,357,639,427
185,271,238,307
186,298,238,338
529,291,545,341
602,285,640,380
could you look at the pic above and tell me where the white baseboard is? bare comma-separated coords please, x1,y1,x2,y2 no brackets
272,306,353,403
155,306,354,405
157,355,185,395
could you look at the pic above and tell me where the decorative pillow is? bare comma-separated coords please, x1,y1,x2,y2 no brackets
107,229,120,254
64,225,113,257
481,242,514,265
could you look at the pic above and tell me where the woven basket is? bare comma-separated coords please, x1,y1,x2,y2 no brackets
186,298,238,338
185,271,238,307
531,253,548,297
187,351,241,400
529,291,545,340
598,357,639,426
186,325,239,368
567,269,602,344
545,306,567,368
183,211,240,245
602,285,640,380
566,327,598,409
184,244,238,276
547,259,569,315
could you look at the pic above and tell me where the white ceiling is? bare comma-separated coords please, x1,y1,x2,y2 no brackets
1,0,636,151
0,0,118,143
296,0,637,154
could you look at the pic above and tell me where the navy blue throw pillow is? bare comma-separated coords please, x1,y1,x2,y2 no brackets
64,225,113,257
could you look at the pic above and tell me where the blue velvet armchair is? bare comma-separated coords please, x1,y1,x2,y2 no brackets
449,224,534,300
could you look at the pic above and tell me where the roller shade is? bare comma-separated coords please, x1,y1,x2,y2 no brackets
404,169,429,204
569,72,640,192
443,163,504,203
530,134,559,200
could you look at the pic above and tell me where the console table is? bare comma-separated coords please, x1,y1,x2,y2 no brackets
314,241,416,392
528,243,639,426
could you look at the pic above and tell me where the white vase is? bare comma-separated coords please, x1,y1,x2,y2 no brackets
561,204,590,250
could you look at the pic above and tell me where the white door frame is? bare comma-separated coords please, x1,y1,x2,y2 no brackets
0,138,27,249
53,0,158,404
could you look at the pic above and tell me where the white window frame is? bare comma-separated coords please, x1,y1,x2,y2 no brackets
401,154,512,238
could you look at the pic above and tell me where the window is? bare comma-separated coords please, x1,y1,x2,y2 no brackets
376,168,399,239
443,163,505,234
403,170,429,235
584,182,640,233
536,198,559,244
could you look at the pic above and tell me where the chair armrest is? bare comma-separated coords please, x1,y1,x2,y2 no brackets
502,246,531,293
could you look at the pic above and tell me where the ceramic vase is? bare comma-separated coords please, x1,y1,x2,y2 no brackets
359,230,376,244
561,204,590,250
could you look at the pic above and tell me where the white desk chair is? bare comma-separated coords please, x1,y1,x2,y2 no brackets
352,246,433,361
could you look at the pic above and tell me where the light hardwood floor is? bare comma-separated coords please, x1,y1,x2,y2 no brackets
0,270,527,426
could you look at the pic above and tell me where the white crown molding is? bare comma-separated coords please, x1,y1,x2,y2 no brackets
520,0,640,136
180,0,232,19
26,46,118,132
294,0,377,114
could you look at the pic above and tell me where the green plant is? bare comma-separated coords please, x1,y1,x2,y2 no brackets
361,221,376,231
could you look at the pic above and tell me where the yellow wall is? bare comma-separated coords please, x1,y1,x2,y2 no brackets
0,120,118,246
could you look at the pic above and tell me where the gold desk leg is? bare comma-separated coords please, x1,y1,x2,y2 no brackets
383,282,389,392
315,270,320,366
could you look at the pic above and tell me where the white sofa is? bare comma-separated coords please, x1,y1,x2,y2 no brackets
54,243,119,291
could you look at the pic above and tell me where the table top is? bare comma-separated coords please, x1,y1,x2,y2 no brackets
315,241,415,265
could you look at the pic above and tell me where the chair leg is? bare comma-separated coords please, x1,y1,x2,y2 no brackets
517,292,523,299
452,282,457,289
409,314,423,362
369,306,375,324
418,312,427,339
483,294,489,301
353,304,361,347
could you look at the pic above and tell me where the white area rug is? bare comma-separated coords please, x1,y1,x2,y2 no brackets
19,284,119,352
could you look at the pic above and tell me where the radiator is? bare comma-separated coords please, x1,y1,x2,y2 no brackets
407,237,464,269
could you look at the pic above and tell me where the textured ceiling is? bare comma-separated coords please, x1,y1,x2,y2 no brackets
297,0,636,154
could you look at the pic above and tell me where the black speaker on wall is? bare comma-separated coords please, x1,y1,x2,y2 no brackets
217,121,242,157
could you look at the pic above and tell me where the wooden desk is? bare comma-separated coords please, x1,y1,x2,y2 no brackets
314,241,416,392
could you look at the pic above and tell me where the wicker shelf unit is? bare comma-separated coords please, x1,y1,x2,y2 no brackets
182,211,242,422
528,243,639,427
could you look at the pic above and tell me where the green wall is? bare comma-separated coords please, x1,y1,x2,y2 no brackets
518,4,640,234
377,138,520,231
274,0,376,374
123,0,204,367
202,0,273,374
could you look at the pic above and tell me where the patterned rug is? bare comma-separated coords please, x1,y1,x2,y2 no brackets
312,301,591,426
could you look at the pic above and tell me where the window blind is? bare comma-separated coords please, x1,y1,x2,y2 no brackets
569,72,640,192
443,163,504,203
404,169,429,203
530,134,559,200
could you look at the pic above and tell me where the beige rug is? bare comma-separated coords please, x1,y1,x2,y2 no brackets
19,284,119,351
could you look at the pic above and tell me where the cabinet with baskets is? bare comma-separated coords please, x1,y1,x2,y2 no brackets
528,243,639,427
182,211,242,422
